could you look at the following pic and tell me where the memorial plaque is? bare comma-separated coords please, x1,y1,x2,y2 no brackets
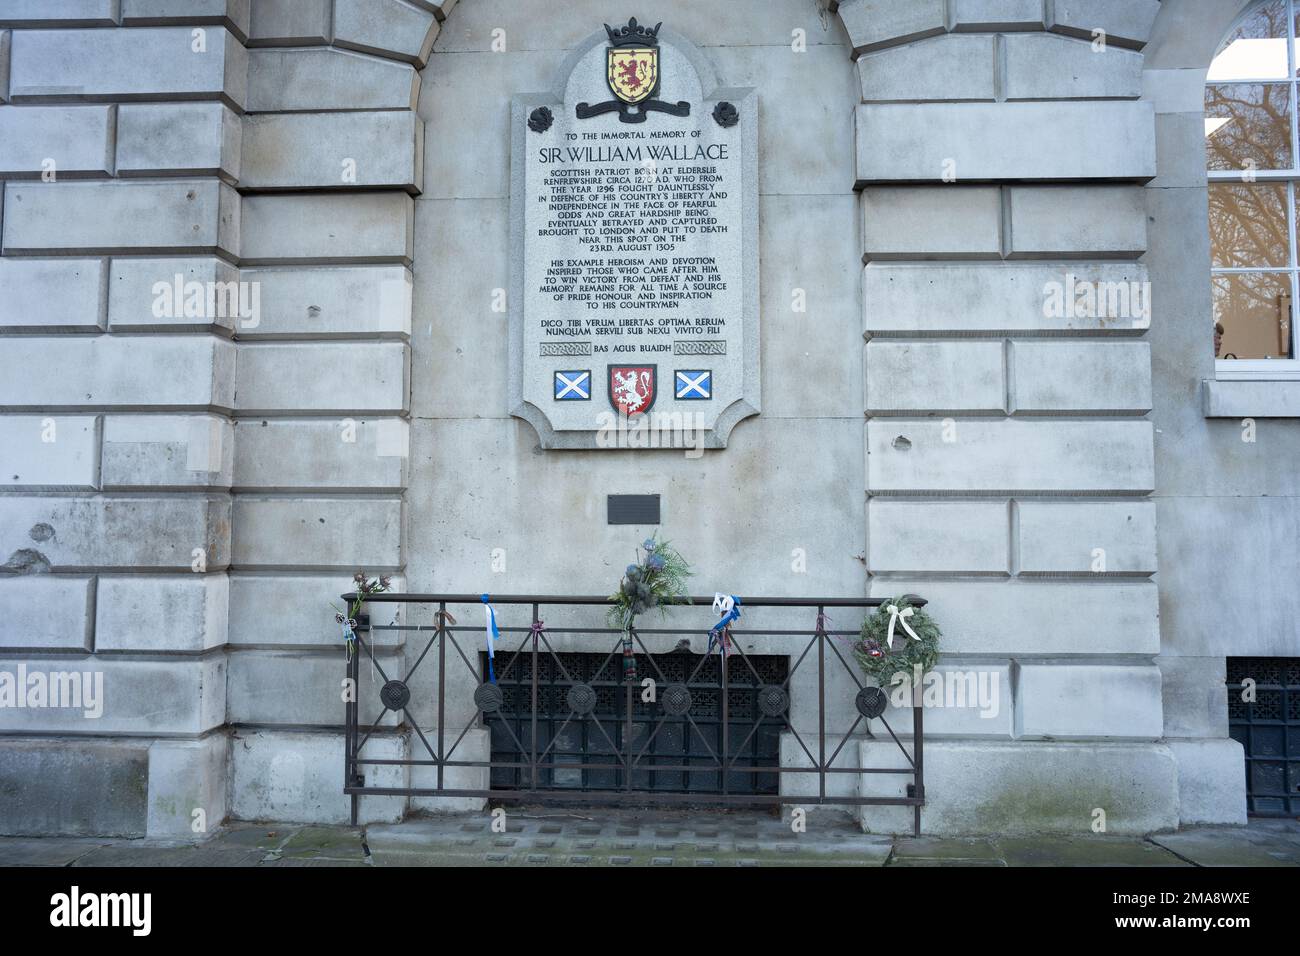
510,18,759,449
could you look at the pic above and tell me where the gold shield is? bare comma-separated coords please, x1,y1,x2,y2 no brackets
607,47,657,104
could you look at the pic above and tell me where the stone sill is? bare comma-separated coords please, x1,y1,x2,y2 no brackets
1202,379,1300,418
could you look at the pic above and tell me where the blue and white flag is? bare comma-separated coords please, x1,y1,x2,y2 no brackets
481,594,500,683
554,370,591,401
675,369,712,400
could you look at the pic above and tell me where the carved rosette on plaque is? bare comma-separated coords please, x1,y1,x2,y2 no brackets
509,18,759,449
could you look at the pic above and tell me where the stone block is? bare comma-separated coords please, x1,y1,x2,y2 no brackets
1203,380,1300,418
334,0,439,68
116,102,241,180
855,102,1156,184
950,0,1043,31
1011,341,1152,413
864,262,1152,334
409,417,866,597
227,647,403,726
230,496,401,569
239,193,412,264
121,0,251,39
0,105,113,177
408,198,506,417
0,414,98,489
1017,499,1157,575
1003,33,1143,100
95,573,229,651
1159,656,1229,739
858,34,995,102
1007,185,1147,257
879,661,1015,737
241,265,412,339
755,193,863,418
234,342,408,414
1050,0,1160,50
0,336,235,410
233,418,407,491
858,739,1178,834
865,340,1005,413
0,656,225,734
107,257,242,332
861,186,1000,259
866,419,1155,493
838,0,945,56
246,48,418,112
146,734,228,838
101,415,234,488
1156,496,1300,658
248,0,329,45
416,50,551,200
2,180,240,256
867,579,1160,655
1167,738,1247,826
7,27,246,107
0,1,117,26
1016,663,1164,738
0,575,94,649
869,499,1008,573
0,738,149,837
229,729,406,824
227,573,406,647
0,257,106,331
240,111,423,192
709,44,857,198
0,495,230,571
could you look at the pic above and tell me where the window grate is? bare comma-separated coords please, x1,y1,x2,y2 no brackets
1227,656,1300,816
482,650,788,799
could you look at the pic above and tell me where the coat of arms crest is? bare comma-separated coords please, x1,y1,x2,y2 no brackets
577,18,690,124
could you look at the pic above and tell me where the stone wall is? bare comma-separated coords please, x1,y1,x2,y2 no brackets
0,0,446,835
0,0,1266,837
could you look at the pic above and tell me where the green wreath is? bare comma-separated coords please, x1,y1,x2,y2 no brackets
853,596,941,686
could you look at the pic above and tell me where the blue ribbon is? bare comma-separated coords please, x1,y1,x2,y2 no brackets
481,594,499,684
708,596,741,657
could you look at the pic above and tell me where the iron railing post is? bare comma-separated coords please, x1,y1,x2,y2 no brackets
913,695,924,837
817,604,826,802
530,602,539,790
437,600,446,792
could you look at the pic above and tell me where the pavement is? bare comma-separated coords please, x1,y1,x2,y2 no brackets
2,810,1298,867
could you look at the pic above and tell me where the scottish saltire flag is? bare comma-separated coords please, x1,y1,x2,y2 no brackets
554,370,591,400
674,369,711,400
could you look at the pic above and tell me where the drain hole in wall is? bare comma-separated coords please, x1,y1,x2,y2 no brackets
892,436,911,450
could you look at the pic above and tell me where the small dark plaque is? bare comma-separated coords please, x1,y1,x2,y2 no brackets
607,494,660,525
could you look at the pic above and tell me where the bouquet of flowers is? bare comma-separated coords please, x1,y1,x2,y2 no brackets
331,570,392,657
607,535,693,632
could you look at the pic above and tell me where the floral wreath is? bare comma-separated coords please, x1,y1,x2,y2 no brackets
853,596,941,687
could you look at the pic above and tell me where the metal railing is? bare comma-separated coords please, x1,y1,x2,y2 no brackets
340,593,927,835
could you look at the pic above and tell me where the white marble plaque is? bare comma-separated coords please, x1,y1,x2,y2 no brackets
510,19,758,449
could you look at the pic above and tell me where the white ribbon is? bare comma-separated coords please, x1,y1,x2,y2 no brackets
885,604,921,649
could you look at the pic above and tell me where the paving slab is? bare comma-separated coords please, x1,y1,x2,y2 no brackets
1150,825,1300,867
0,837,109,867
890,835,1006,866
69,844,265,867
364,807,892,867
996,836,1189,867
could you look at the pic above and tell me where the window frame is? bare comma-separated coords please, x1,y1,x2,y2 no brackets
1208,0,1300,379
